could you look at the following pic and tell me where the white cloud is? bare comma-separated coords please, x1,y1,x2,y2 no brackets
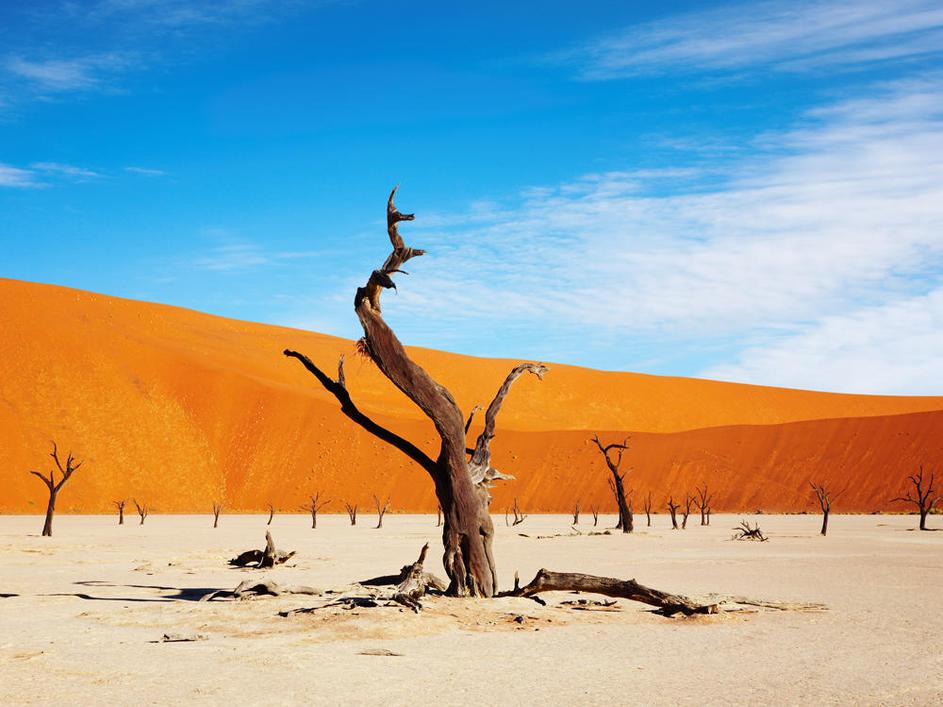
125,166,167,177
31,162,102,179
0,163,40,188
5,53,132,93
561,0,943,79
376,75,943,393
703,289,943,394
192,241,321,272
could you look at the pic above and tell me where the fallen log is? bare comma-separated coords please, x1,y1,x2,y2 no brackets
229,531,296,568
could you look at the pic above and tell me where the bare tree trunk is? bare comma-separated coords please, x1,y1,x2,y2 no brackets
696,485,713,526
593,436,632,534
134,499,148,525
373,494,390,529
681,493,694,530
436,505,442,527
29,442,83,538
667,496,679,530
213,503,222,528
591,506,599,526
644,491,652,527
284,187,547,596
267,504,274,526
572,501,580,525
113,500,125,525
511,498,527,526
892,466,938,532
345,502,358,526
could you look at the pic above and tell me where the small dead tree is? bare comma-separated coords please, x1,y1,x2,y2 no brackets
590,505,599,526
212,502,222,528
133,499,148,525
373,494,391,529
572,501,580,525
592,435,633,533
306,492,330,529
436,504,442,527
266,503,274,526
112,499,126,525
809,482,842,536
643,491,652,527
681,493,695,529
511,498,527,526
732,520,768,541
892,465,939,531
696,485,713,526
29,442,83,537
666,496,680,530
345,502,358,526
229,531,295,568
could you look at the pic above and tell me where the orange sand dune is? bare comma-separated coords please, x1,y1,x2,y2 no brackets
1,278,941,514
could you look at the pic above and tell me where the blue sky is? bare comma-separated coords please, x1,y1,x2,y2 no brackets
2,0,942,394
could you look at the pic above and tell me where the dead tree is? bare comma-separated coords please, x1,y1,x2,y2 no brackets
436,505,442,527
266,503,274,526
592,435,633,533
284,187,548,596
212,502,222,528
643,491,652,527
306,492,330,529
590,505,599,526
229,531,295,568
892,465,939,531
666,496,680,530
696,485,713,526
373,494,391,529
133,499,148,525
732,520,768,541
572,501,580,525
511,498,527,526
28,442,83,537
809,482,841,536
344,502,358,526
681,493,695,529
112,499,126,525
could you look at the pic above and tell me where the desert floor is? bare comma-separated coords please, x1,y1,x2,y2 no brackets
1,513,941,705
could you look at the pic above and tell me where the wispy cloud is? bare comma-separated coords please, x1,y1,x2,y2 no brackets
0,163,41,188
560,0,943,79
192,241,321,272
31,162,102,180
379,75,943,393
5,53,133,93
124,166,167,177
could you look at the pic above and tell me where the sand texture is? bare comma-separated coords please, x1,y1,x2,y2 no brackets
1,513,941,705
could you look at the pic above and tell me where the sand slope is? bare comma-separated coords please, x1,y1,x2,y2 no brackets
1,278,941,513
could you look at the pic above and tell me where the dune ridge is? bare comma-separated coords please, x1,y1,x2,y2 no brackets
1,278,941,514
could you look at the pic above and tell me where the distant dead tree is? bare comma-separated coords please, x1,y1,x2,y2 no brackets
643,491,652,527
732,520,768,541
345,501,358,526
696,485,713,526
29,442,83,537
572,501,581,525
373,494,391,529
681,493,695,529
592,435,633,533
436,505,442,527
306,492,330,529
266,503,275,526
212,502,222,528
590,505,599,526
666,496,680,530
112,499,126,525
133,499,148,525
509,498,527,526
809,482,842,536
892,465,939,531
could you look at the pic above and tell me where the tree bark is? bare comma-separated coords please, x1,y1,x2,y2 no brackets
42,491,56,537
285,187,547,597
593,436,632,534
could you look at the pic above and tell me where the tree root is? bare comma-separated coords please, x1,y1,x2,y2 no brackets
731,520,768,542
